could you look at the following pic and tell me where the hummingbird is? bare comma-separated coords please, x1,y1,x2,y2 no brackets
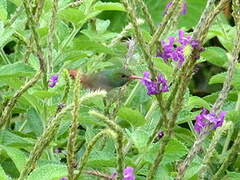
68,68,137,91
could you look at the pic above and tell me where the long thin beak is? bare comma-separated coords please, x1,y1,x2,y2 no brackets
129,75,142,80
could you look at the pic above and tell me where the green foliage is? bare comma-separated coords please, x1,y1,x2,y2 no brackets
117,107,146,127
0,0,239,179
27,164,68,180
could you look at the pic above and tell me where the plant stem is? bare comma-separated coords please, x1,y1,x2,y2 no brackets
0,71,42,129
47,0,58,73
73,130,107,180
199,122,229,179
18,104,72,180
89,111,124,180
212,131,240,180
67,72,81,180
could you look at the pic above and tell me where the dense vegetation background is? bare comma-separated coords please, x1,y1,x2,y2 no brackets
0,0,240,180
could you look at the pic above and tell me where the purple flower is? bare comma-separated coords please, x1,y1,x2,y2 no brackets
123,166,135,180
54,148,62,153
140,72,169,95
158,131,164,138
181,2,187,15
48,74,59,88
194,108,226,133
59,177,68,180
158,30,203,66
164,1,187,15
153,131,164,143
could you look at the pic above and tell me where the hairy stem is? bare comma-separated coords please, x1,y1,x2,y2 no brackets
0,71,42,128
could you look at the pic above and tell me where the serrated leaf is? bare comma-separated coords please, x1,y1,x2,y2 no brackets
201,47,228,67
117,107,146,127
146,138,188,165
26,108,43,137
183,156,202,180
209,68,240,89
188,96,210,109
0,24,15,47
59,8,86,25
27,164,67,180
94,2,125,11
223,172,240,180
88,150,116,168
73,35,115,54
0,62,35,78
130,129,148,152
0,130,34,149
154,57,174,80
145,0,207,30
0,145,27,172
0,0,7,22
31,90,59,99
0,165,8,180
162,138,188,165
8,0,21,6
96,19,110,34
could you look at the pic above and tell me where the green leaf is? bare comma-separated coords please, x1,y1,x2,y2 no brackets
31,90,60,99
59,8,86,25
8,0,21,6
0,130,34,149
201,47,228,67
183,157,202,180
94,2,125,11
96,19,110,34
162,138,188,165
188,96,210,109
0,22,15,47
26,108,43,137
146,138,188,165
0,145,27,172
224,172,240,180
88,150,116,168
0,0,7,22
27,164,67,180
154,57,174,80
145,0,207,30
0,165,8,180
209,67,240,89
117,107,146,127
130,129,148,153
72,35,115,54
0,62,35,78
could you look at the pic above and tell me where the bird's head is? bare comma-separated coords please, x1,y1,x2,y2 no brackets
101,68,133,88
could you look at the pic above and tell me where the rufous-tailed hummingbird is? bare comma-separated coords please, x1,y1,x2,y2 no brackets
68,68,137,91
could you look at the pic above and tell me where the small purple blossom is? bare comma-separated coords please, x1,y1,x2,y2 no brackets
181,2,187,15
164,1,187,15
158,131,164,138
140,72,169,95
153,131,164,143
158,30,204,66
59,177,68,180
123,166,135,180
54,148,62,153
48,74,59,88
194,108,226,133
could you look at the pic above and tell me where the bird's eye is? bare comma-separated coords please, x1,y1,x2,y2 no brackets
121,74,127,78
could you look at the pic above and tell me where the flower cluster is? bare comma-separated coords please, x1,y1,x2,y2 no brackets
140,72,169,95
48,74,59,88
157,30,204,66
194,108,226,133
164,1,187,15
123,166,135,180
